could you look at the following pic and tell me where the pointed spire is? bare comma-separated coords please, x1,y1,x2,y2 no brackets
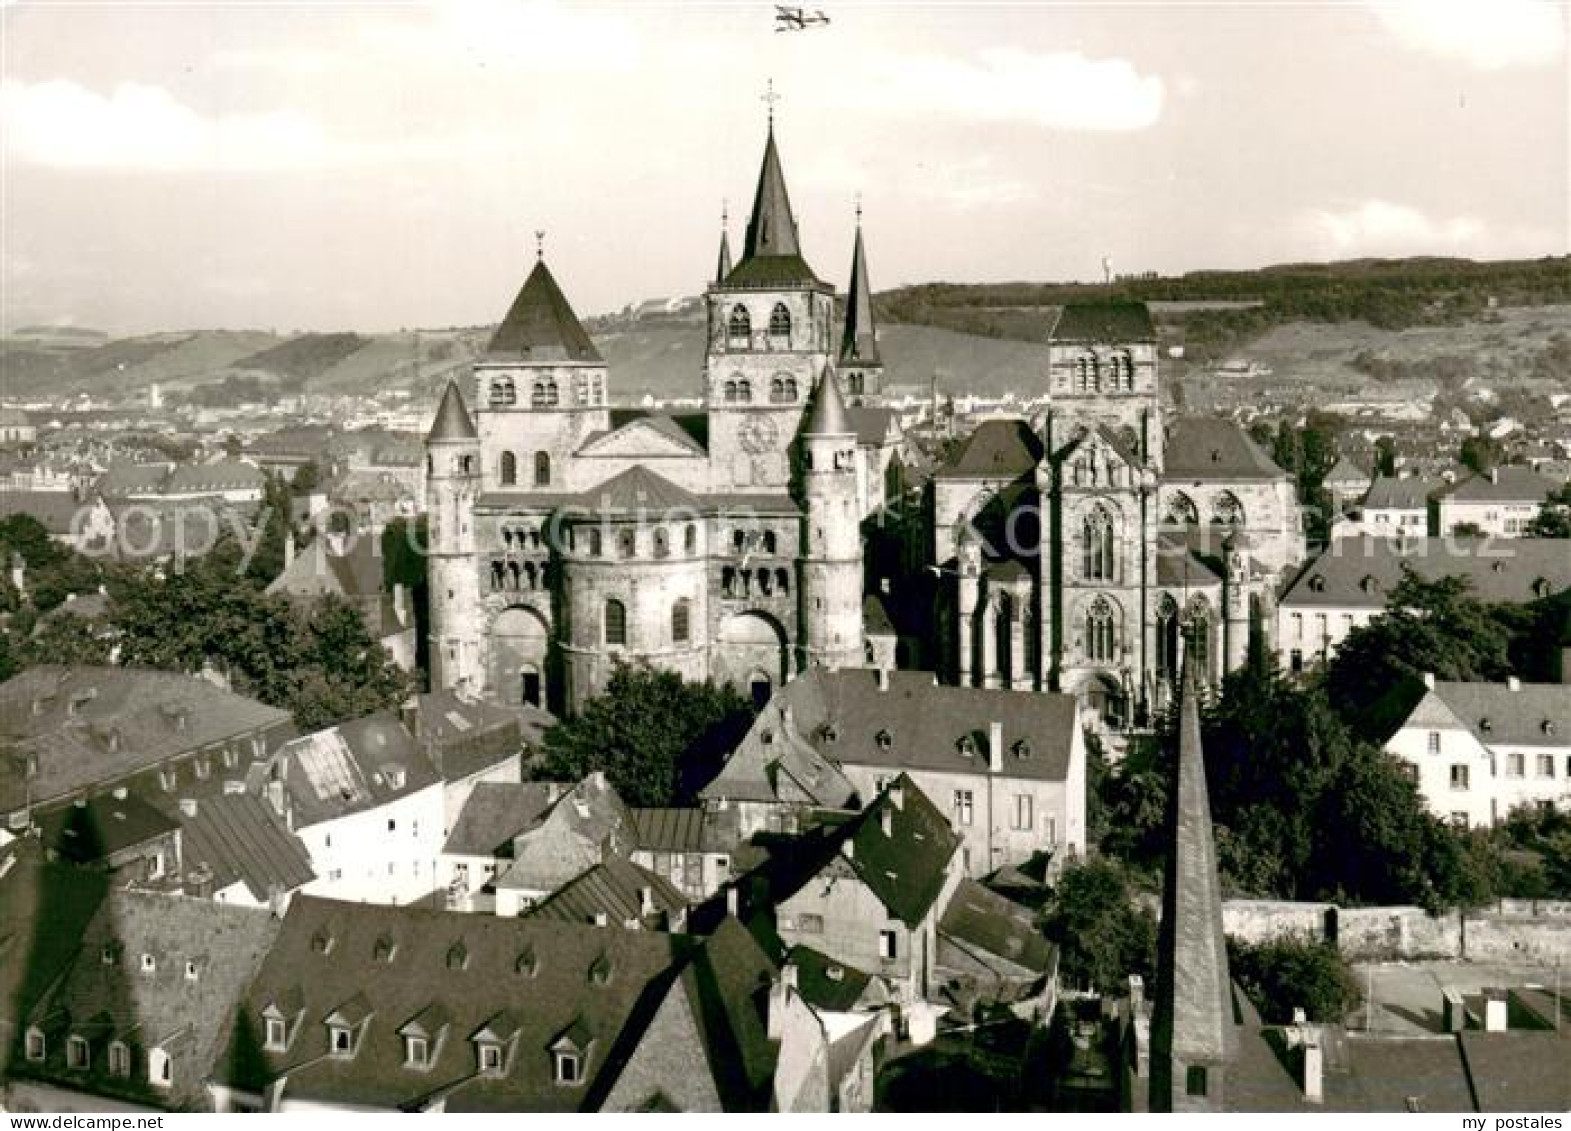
715,203,733,286
744,124,801,261
1150,654,1237,1111
839,209,880,365
486,257,602,363
427,380,477,443
804,366,852,437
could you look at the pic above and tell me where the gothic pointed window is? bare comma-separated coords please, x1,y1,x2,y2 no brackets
490,375,516,407
1165,492,1199,529
728,305,751,348
1212,491,1245,527
534,451,551,487
499,451,517,487
1086,597,1117,663
768,303,792,345
605,599,627,646
1082,507,1116,581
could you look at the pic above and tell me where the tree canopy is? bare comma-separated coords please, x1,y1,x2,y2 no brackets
1043,857,1157,994
1229,937,1361,1025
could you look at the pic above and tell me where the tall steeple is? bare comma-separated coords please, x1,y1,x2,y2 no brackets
838,202,883,403
486,257,602,364
1150,653,1237,1112
715,204,733,286
745,123,801,261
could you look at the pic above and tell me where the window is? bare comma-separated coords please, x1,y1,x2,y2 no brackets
478,1042,504,1076
1450,764,1470,790
405,1036,429,1068
1082,508,1115,581
728,305,751,347
878,929,898,960
554,1050,582,1085
605,599,627,646
150,1048,172,1088
684,525,697,554
1428,731,1441,755
953,790,974,827
1537,754,1555,778
531,379,559,408
1186,1066,1208,1097
618,528,636,558
1086,597,1117,663
141,952,157,973
1014,794,1033,831
796,913,824,934
768,302,792,343
1291,613,1303,641
652,528,669,558
672,599,691,644
1507,752,1525,778
587,528,602,557
499,450,517,486
329,1025,353,1058
24,1029,45,1063
1450,811,1470,828
67,1035,89,1071
490,375,517,406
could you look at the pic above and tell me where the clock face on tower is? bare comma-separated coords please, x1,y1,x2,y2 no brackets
739,414,780,454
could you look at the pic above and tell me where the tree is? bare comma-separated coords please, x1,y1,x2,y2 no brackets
1525,481,1571,538
1044,857,1157,993
1324,570,1512,735
1374,435,1398,477
17,613,113,669
533,663,753,807
1229,937,1361,1025
291,462,320,496
1459,435,1503,477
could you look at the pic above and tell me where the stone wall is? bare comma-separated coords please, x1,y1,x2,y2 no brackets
1221,898,1571,966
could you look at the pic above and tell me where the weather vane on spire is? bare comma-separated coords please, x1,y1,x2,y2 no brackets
761,78,780,126
854,192,862,225
535,230,545,261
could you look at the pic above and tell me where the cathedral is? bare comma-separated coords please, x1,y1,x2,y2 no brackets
426,117,1305,729
425,120,900,714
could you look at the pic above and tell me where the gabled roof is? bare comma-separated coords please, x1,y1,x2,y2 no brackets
839,226,879,366
496,773,635,895
1164,417,1286,481
526,856,687,927
485,259,603,363
35,792,177,863
1427,681,1571,749
278,712,438,828
1324,456,1372,486
0,490,92,537
628,807,741,855
785,946,878,1013
935,418,1044,480
572,465,700,514
575,413,708,459
832,775,960,927
179,792,315,902
1279,536,1571,608
846,405,899,447
938,878,1055,976
1049,301,1156,343
1363,475,1436,510
676,917,778,1110
442,781,558,857
426,381,477,444
1151,664,1237,1085
1439,467,1556,504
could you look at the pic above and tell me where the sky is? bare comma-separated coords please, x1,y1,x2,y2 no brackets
1,0,1567,335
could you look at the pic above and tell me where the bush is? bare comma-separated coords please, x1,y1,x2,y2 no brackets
1229,936,1362,1025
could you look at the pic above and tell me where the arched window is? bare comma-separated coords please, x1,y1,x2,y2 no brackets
724,380,738,403
672,599,691,644
618,529,636,558
776,567,790,594
847,371,864,396
762,530,777,554
534,451,551,487
490,375,516,407
737,379,752,403
1086,597,1116,663
770,375,797,403
604,599,627,646
1187,596,1211,677
653,528,670,558
1111,350,1133,390
1155,593,1179,678
1074,354,1093,393
1082,507,1116,581
1212,491,1245,527
684,525,697,554
768,303,792,344
587,528,602,557
728,306,751,347
499,451,517,486
1165,492,1199,528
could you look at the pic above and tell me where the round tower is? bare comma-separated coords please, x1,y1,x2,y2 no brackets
1222,529,1250,674
426,380,483,692
799,367,864,672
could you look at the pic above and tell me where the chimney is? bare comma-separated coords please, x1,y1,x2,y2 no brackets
1490,468,1499,484
988,721,1003,774
266,779,287,821
1128,974,1145,1013
284,532,296,569
1422,671,1435,690
1300,1031,1324,1104
639,886,655,918
1507,675,1521,692
879,807,893,837
888,784,904,810
768,963,798,1041
1484,992,1508,1032
843,839,855,860
725,886,739,919
1442,988,1466,1032
875,666,889,691
593,911,609,928
179,797,198,819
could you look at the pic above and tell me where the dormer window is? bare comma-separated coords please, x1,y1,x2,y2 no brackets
404,1035,429,1068
101,943,119,966
1479,718,1493,734
1014,739,1032,759
67,1035,90,1070
822,724,838,745
108,1040,130,1077
589,954,613,986
1359,575,1377,593
373,934,397,964
477,1041,504,1076
1309,575,1326,593
957,735,976,758
446,942,469,971
876,729,893,750
264,1016,288,1052
328,1024,354,1058
25,1028,45,1062
185,960,199,981
760,729,774,747
140,953,156,974
555,1050,582,1086
149,1047,173,1088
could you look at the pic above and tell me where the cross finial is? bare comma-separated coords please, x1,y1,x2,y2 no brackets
762,78,780,126
534,230,545,261
721,198,729,228
854,192,863,226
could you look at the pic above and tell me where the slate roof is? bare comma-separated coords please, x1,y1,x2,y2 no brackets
1279,536,1571,608
846,405,899,447
934,418,1044,480
1323,457,1371,486
94,461,173,499
831,775,960,927
415,690,539,782
784,946,877,1013
675,917,778,1111
427,381,477,444
1151,665,1237,1079
628,807,740,855
0,666,292,812
803,369,852,437
17,889,281,1109
938,878,1055,976
215,896,692,1112
164,460,264,496
1163,417,1286,481
179,793,315,902
1049,301,1157,343
577,413,708,458
0,490,89,537
442,782,557,857
1459,1030,1571,1110
526,856,687,928
267,534,385,602
862,593,896,637
486,259,603,363
724,126,822,289
774,667,1079,784
277,711,439,828
495,774,635,895
36,793,178,864
1363,475,1436,510
571,465,700,514
1427,681,1571,749
839,226,880,366
1440,467,1557,504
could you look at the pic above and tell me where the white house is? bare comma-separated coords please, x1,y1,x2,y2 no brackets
1434,468,1557,538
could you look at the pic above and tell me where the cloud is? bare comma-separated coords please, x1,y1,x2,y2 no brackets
364,0,639,74
0,79,329,172
1368,0,1566,69
920,157,1037,210
842,47,1164,131
1300,200,1490,256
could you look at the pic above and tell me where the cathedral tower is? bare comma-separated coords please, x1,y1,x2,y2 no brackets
838,212,883,405
426,380,483,692
704,121,837,493
799,368,864,671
